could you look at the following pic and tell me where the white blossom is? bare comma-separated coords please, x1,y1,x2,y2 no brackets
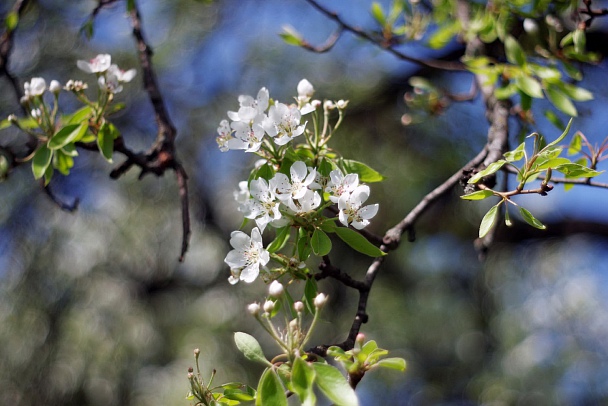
325,170,359,203
49,80,62,94
338,185,379,230
270,161,317,205
246,178,281,232
297,79,314,100
263,102,305,145
228,87,269,122
24,77,46,97
268,280,284,298
287,188,321,214
224,227,269,284
77,54,112,74
314,293,327,308
230,115,266,152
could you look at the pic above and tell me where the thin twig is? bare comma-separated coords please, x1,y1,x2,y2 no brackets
303,0,465,71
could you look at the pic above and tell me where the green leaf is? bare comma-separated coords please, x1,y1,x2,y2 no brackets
256,368,287,406
468,160,506,184
479,203,500,238
519,90,532,112
65,106,93,125
5,11,18,31
573,29,586,54
303,277,318,315
494,83,517,100
280,25,304,46
568,133,583,155
562,61,582,80
234,332,271,367
97,122,119,162
334,227,385,257
53,149,74,176
515,75,544,99
546,87,577,117
560,31,574,47
545,117,573,149
311,229,332,256
505,35,526,66
376,357,407,371
318,157,334,177
291,357,317,406
223,387,256,402
544,110,565,130
312,363,359,406
519,207,546,230
554,163,603,178
558,83,593,102
319,219,337,233
253,163,275,182
79,19,94,39
370,2,386,26
504,142,525,162
48,122,88,150
428,21,459,50
297,228,312,261
341,159,385,183
267,226,291,254
460,190,494,201
32,145,53,180
61,143,79,157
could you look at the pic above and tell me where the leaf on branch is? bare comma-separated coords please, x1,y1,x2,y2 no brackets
291,356,317,406
341,159,385,182
267,226,290,254
468,160,506,184
48,122,88,150
234,332,271,367
256,368,287,406
311,228,332,256
479,203,500,238
554,163,603,178
334,227,385,257
280,25,304,46
545,117,573,149
504,142,525,162
370,2,386,26
312,363,359,406
519,207,546,230
32,145,53,181
97,122,119,162
546,87,577,117
505,35,526,66
515,75,544,99
376,357,407,371
460,190,494,200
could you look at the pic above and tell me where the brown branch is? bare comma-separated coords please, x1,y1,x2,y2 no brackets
301,27,343,53
303,0,465,71
580,0,608,29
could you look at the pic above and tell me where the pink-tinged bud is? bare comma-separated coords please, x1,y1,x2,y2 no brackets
268,280,284,298
263,300,275,314
294,301,304,312
314,293,327,309
247,303,260,316
187,372,194,379
356,333,365,345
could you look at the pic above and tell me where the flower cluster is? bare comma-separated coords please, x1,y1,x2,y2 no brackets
221,80,380,285
77,53,136,94
216,80,315,153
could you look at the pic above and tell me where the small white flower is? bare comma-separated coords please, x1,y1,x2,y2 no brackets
49,80,62,94
108,64,136,83
338,185,379,230
231,115,266,152
25,77,46,97
287,189,321,214
263,102,306,145
247,178,281,232
77,54,112,73
270,161,317,205
268,280,284,298
30,108,41,119
224,227,269,284
325,170,359,203
228,87,269,122
233,180,253,215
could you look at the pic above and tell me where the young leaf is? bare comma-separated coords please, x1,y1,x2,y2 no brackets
65,106,93,125
291,356,317,406
515,75,544,99
334,227,385,257
234,332,271,367
554,163,603,178
53,150,74,176
370,2,386,26
97,122,119,162
503,142,525,162
567,133,583,155
505,35,526,66
297,229,312,261
267,226,290,254
312,363,359,406
558,83,593,102
48,122,88,150
479,203,500,238
546,87,577,117
256,368,287,406
280,25,303,46
573,29,586,54
32,145,53,180
545,118,573,149
341,159,385,182
5,11,18,31
376,357,407,371
468,160,506,184
311,228,332,256
519,207,546,230
460,190,494,201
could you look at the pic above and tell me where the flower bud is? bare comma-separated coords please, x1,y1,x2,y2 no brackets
49,80,62,94
313,293,327,309
247,303,260,316
323,100,335,110
523,18,539,35
297,79,314,99
336,100,349,109
194,348,200,356
263,300,275,314
187,372,194,379
294,301,304,312
356,333,365,345
7,114,17,124
268,280,284,298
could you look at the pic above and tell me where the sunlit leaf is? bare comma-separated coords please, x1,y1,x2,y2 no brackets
311,228,332,256
280,25,304,46
479,203,500,238
48,122,88,150
515,75,544,99
376,357,407,371
546,87,577,117
468,160,506,184
312,363,359,406
32,145,53,180
460,190,494,200
519,207,546,230
267,226,290,254
334,227,385,257
341,159,385,182
505,35,526,66
503,142,525,162
370,2,386,26
234,332,271,366
291,356,317,406
256,368,287,406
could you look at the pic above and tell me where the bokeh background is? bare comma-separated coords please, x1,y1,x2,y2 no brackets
2,0,608,405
